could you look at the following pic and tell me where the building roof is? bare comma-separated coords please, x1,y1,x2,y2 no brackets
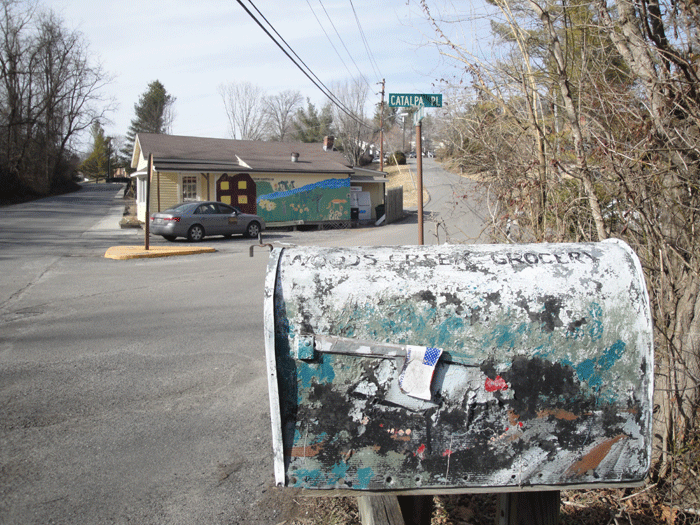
133,133,354,175
351,167,389,184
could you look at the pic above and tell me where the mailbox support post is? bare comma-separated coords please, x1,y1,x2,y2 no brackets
358,495,405,525
497,492,560,525
398,495,432,525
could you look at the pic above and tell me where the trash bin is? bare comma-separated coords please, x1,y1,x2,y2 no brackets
375,204,385,219
264,240,653,491
351,207,359,221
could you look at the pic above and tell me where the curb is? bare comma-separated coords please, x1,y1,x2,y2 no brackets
105,245,216,260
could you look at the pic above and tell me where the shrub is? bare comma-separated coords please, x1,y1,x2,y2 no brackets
386,151,406,166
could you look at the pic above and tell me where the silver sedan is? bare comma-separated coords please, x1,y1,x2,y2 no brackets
150,201,265,242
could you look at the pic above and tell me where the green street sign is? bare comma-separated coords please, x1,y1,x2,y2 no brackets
388,93,442,108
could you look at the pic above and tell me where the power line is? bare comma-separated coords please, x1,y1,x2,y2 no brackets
348,0,383,81
235,0,370,129
304,0,356,82
314,0,372,90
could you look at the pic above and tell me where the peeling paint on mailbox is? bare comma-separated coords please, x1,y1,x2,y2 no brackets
263,240,654,492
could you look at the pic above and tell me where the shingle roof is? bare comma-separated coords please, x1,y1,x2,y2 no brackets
135,133,354,174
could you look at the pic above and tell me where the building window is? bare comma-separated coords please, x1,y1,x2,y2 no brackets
137,178,146,204
182,176,197,201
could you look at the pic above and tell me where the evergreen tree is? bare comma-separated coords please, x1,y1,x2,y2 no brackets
119,80,176,169
292,99,333,142
80,122,110,181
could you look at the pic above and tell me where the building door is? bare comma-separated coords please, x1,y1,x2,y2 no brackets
216,173,257,215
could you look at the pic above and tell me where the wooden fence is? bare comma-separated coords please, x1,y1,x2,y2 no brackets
385,186,403,224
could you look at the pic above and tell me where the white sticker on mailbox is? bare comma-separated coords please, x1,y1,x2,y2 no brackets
399,346,443,400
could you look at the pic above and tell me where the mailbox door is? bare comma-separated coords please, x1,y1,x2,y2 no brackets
264,240,654,492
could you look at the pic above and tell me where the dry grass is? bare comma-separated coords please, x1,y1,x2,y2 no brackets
280,485,700,525
383,163,427,209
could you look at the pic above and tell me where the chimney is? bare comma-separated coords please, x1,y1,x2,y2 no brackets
291,152,299,162
323,136,335,151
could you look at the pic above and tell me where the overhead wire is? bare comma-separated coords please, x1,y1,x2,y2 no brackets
304,0,356,82
313,0,372,90
235,0,371,130
348,0,383,82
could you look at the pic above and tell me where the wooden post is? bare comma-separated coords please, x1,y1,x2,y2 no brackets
144,153,152,250
415,120,423,245
496,491,560,525
398,495,432,525
358,495,405,525
156,166,161,212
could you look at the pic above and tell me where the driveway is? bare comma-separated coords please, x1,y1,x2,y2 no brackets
416,157,490,244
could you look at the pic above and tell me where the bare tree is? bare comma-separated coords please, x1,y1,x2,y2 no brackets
264,89,303,141
331,78,373,166
219,81,267,141
0,0,112,195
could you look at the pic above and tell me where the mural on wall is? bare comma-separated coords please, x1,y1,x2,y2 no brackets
257,177,350,223
216,173,257,215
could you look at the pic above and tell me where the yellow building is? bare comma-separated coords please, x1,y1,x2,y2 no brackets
130,134,387,226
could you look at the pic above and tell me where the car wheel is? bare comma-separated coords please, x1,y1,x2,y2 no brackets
163,235,177,242
187,224,205,242
245,221,260,238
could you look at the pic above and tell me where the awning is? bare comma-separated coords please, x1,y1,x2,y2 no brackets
350,168,387,185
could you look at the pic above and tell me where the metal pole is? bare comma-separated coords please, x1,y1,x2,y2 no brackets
379,79,385,172
416,121,423,245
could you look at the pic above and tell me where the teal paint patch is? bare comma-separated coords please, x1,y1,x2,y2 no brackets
435,316,466,348
381,302,430,338
599,340,626,370
482,323,523,350
330,461,350,483
573,340,626,398
298,355,336,388
575,358,599,390
293,428,327,445
356,467,374,489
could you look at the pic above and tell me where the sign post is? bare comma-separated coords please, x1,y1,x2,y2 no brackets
388,94,442,245
415,121,424,245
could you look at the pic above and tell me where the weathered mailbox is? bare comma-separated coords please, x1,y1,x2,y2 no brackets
264,240,653,492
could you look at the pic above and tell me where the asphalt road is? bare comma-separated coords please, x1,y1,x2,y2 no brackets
0,163,486,525
417,157,490,245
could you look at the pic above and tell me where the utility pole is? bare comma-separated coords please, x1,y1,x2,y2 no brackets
379,79,385,171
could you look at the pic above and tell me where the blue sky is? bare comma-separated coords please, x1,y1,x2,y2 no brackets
42,0,455,145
